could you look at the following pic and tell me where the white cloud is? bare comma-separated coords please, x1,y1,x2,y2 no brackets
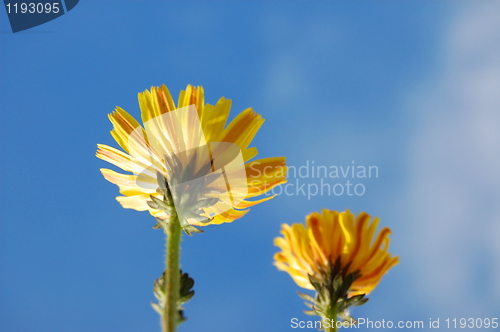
407,2,500,315
256,2,500,321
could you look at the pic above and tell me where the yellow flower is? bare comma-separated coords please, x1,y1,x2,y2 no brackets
97,84,287,226
274,209,398,296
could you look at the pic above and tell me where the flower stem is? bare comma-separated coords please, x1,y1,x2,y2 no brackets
324,302,338,332
162,210,182,332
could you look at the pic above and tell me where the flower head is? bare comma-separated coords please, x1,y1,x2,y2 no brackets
274,210,398,324
97,84,286,227
274,209,398,296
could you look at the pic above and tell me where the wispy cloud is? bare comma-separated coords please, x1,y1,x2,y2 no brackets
407,2,500,316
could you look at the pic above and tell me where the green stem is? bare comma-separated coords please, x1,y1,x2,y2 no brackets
162,210,182,332
324,302,338,332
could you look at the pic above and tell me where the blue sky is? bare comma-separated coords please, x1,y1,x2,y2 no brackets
1,1,499,331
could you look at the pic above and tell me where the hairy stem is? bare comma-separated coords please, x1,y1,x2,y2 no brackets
162,211,182,332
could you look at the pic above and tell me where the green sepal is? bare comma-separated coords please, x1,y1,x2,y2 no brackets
308,274,322,292
313,306,327,317
150,302,163,315
346,294,368,307
147,199,160,210
303,301,314,309
317,287,328,303
332,273,343,293
339,273,355,296
152,217,168,229
156,171,169,192
150,195,172,212
184,211,210,223
297,291,316,303
182,225,204,236
338,311,358,326
303,310,317,316
192,197,219,210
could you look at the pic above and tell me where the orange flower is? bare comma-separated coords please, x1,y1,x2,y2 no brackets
274,209,398,296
